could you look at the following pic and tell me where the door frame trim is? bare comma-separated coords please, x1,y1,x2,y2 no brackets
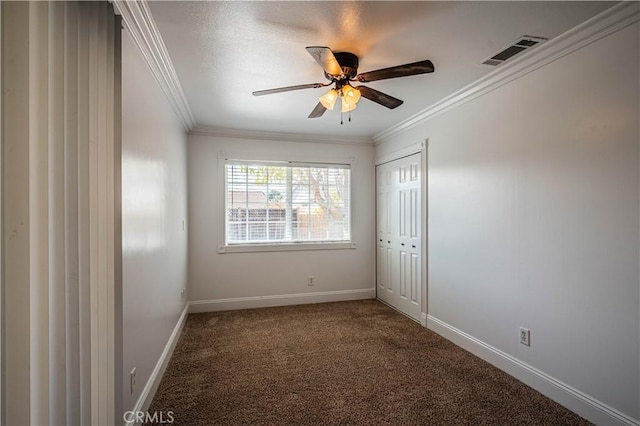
374,139,428,326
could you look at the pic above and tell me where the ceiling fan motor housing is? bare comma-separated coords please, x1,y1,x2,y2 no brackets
325,52,359,80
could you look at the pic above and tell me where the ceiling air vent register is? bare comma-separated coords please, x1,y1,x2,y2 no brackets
482,36,548,66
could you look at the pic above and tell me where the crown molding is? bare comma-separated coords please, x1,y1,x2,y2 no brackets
373,1,640,145
113,0,197,131
189,126,374,146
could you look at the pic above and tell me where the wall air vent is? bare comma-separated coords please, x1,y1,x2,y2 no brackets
482,35,548,66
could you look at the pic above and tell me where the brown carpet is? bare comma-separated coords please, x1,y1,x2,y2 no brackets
147,300,590,425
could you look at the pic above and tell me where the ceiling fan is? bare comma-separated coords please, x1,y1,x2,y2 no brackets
252,46,435,121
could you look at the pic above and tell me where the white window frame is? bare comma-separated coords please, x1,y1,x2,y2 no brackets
218,151,357,253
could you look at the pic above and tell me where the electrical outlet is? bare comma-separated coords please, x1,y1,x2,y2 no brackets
181,288,186,297
520,327,531,346
130,367,136,394
307,276,315,286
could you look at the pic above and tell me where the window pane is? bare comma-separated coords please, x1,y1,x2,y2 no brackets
225,161,350,245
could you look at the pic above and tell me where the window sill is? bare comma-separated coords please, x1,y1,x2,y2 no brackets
218,241,356,254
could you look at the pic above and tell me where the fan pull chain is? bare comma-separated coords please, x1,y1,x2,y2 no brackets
340,109,353,124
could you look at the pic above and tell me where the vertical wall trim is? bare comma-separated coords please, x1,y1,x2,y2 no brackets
2,3,32,424
63,3,80,424
48,2,67,423
1,3,121,424
421,139,428,326
30,2,51,423
76,4,91,423
86,4,121,423
0,1,4,423
112,13,123,424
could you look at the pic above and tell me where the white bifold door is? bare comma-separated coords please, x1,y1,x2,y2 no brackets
376,153,422,322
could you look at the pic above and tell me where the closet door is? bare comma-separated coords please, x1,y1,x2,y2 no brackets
376,165,392,302
376,153,422,321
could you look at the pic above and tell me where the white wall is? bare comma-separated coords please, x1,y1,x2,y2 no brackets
188,135,375,308
121,29,188,412
377,22,639,424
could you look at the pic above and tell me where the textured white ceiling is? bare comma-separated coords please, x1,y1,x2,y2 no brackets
148,1,614,138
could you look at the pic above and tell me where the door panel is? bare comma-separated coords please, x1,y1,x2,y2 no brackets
399,190,407,236
410,189,418,239
386,247,392,293
375,153,422,321
377,245,386,290
399,250,407,299
411,253,419,305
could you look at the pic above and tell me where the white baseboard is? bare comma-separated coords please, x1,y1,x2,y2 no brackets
420,312,427,327
126,304,189,426
189,288,375,314
427,315,639,426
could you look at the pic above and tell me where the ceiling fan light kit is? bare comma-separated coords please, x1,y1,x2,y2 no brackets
341,97,356,113
319,88,339,110
342,84,361,106
252,46,435,125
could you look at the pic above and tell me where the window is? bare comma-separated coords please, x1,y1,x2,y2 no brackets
223,159,352,251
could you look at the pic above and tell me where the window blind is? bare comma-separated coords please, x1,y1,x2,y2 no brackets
225,161,351,245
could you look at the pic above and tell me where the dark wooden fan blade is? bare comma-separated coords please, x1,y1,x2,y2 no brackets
356,60,434,83
305,46,343,77
308,102,327,118
358,86,403,109
253,83,324,96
